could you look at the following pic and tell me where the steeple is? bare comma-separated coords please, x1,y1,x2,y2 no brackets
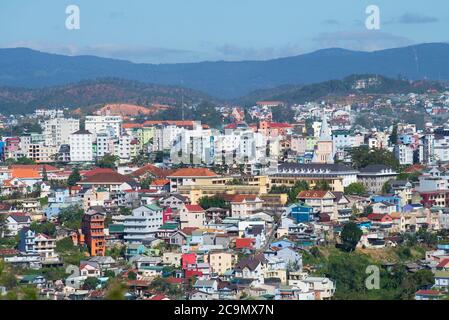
312,113,334,164
318,114,332,142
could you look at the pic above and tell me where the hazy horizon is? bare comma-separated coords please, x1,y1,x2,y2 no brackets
1,0,448,64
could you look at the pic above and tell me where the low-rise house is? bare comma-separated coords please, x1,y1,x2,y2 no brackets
234,254,267,285
434,271,449,288
297,191,336,219
180,204,206,229
193,279,218,295
207,251,236,275
5,214,31,236
415,290,445,300
80,262,101,278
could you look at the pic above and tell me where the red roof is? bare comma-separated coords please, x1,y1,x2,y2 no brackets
79,171,135,184
185,204,205,212
415,290,442,296
265,122,292,129
367,213,392,222
151,179,170,186
150,294,169,300
81,168,116,177
297,191,332,199
436,258,449,268
169,168,218,177
235,238,255,249
229,194,259,203
404,164,425,173
131,164,169,178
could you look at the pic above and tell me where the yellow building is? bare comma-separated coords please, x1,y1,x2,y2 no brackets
206,251,236,275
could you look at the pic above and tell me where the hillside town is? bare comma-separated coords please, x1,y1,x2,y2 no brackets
1,81,449,300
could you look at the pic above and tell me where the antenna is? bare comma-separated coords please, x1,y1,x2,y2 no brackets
181,79,185,121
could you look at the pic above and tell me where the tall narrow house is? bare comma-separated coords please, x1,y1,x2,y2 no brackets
82,209,106,256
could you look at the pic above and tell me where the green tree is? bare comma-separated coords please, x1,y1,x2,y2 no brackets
30,221,56,237
58,205,84,230
339,222,363,252
127,271,137,280
41,166,48,182
83,277,100,290
382,180,392,194
96,154,119,169
288,180,309,204
105,280,127,300
140,177,152,190
389,123,398,146
20,286,39,300
313,180,331,191
15,157,36,165
199,196,229,210
67,167,81,187
344,182,367,196
349,146,399,170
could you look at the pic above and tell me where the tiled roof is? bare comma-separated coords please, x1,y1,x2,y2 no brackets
229,194,259,203
436,258,449,268
130,164,169,178
235,238,255,249
297,191,333,199
169,168,218,177
81,168,116,177
151,179,170,186
185,204,205,212
80,171,135,184
10,168,40,179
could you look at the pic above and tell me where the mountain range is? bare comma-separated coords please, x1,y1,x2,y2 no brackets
1,43,449,99
0,75,443,116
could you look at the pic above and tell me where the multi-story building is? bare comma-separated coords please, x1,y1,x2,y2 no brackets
43,117,80,146
357,165,398,194
394,144,414,166
124,204,163,243
69,129,94,162
85,115,123,139
81,210,106,256
18,228,58,262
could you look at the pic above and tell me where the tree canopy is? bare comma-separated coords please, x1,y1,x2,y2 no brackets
67,167,81,187
349,146,399,170
344,182,367,196
339,222,363,252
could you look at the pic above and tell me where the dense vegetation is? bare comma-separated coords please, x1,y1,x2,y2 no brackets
0,78,213,115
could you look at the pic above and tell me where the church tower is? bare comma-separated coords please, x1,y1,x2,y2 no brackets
312,115,334,164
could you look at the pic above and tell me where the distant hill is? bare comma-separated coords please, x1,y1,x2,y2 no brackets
1,43,449,98
0,78,214,115
238,74,446,104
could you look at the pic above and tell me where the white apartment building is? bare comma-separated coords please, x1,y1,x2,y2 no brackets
96,133,133,163
69,129,94,162
153,125,185,151
124,204,163,243
43,117,80,146
394,144,414,166
170,125,213,164
85,115,123,139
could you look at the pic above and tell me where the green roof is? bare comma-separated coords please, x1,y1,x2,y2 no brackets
435,271,449,278
160,223,178,230
109,224,125,233
145,204,162,211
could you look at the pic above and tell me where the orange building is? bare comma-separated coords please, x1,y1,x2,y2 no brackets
81,210,106,256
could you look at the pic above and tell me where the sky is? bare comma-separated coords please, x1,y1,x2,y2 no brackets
0,0,448,63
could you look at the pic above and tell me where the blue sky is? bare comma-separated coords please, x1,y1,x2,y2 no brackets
0,0,447,63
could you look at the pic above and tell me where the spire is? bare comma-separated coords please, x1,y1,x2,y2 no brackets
319,114,332,141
